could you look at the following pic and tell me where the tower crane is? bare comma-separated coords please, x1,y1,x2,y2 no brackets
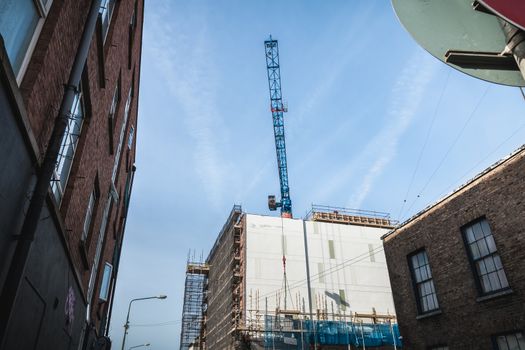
264,37,293,219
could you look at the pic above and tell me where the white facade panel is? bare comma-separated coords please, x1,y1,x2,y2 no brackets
244,214,396,319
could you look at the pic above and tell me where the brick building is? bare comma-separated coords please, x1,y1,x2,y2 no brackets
0,1,144,349
382,147,525,349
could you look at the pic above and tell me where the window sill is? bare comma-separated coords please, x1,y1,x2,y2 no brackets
476,288,513,302
416,309,442,320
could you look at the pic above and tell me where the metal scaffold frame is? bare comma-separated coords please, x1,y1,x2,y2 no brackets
180,259,209,350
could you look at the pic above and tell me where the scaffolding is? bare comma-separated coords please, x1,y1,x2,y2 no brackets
244,307,401,350
180,259,209,350
194,205,403,349
306,204,398,229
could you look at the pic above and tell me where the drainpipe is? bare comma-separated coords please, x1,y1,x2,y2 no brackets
0,0,102,346
104,164,137,336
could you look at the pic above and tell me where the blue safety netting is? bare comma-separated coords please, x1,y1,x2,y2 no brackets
263,316,402,349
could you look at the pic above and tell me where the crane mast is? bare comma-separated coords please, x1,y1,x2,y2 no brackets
264,37,292,218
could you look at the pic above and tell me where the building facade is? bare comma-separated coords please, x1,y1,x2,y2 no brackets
0,0,144,349
382,147,525,349
184,206,401,350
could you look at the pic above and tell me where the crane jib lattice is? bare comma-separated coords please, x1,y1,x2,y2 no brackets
264,38,292,217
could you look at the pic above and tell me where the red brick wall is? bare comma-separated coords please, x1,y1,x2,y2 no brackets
17,0,144,333
383,149,525,349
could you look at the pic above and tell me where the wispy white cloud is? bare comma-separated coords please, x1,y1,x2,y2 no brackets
311,49,437,206
145,6,230,209
346,50,438,209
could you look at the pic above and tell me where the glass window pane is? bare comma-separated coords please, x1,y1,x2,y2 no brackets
516,332,525,350
484,256,496,273
481,275,491,293
420,266,428,281
494,255,503,269
507,335,519,350
470,242,480,259
0,0,40,75
418,252,426,266
421,296,428,312
431,293,439,309
99,263,113,301
476,260,487,275
411,255,419,268
465,226,475,243
477,239,489,257
480,219,492,237
497,336,510,350
472,222,484,240
486,235,497,253
426,264,433,278
497,269,509,289
414,267,422,283
488,271,501,290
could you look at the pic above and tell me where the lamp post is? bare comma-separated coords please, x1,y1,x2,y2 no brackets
129,343,151,350
121,295,167,350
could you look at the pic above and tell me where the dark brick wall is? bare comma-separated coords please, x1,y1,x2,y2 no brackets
383,149,525,349
3,0,144,339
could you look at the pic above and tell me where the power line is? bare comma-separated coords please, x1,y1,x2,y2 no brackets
398,70,451,220
439,121,525,197
404,85,491,218
254,244,386,303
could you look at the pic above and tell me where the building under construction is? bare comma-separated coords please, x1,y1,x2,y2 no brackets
180,205,402,349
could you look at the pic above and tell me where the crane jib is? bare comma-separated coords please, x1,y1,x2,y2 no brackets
264,38,292,217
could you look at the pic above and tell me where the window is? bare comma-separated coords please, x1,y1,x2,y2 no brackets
99,263,113,301
99,0,115,42
493,332,525,350
86,194,112,320
81,188,97,241
111,86,132,185
128,0,138,69
368,244,376,262
328,240,335,259
127,125,134,149
108,78,120,153
0,0,52,81
463,218,509,295
317,263,325,283
51,90,85,204
339,289,347,311
409,250,439,314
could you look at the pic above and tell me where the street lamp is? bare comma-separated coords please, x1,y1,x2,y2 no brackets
129,343,150,350
121,295,167,350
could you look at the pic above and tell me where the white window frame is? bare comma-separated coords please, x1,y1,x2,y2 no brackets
99,262,113,301
50,90,85,204
81,188,96,241
109,80,119,121
86,194,112,321
15,0,53,84
111,86,132,185
100,0,116,42
127,125,134,149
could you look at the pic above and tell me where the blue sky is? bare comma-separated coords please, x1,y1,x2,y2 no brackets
109,1,525,348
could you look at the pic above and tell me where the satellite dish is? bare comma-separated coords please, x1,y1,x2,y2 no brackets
392,0,525,87
478,0,525,32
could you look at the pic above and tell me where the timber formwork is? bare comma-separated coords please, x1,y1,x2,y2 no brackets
204,205,246,350
180,261,209,350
